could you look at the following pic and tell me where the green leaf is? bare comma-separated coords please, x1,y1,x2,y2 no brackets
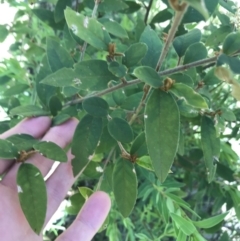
98,0,128,12
221,108,236,122
203,67,221,85
74,60,118,90
136,156,154,171
183,0,209,20
54,0,72,22
173,29,201,58
122,43,148,68
48,95,62,116
183,42,207,64
108,117,133,143
169,73,193,86
10,105,50,117
4,84,29,96
100,19,128,39
64,8,111,51
140,26,162,68
0,24,8,42
151,8,173,24
145,90,180,182
0,139,19,159
17,163,47,234
46,38,74,72
176,230,187,241
217,54,240,74
113,158,137,217
7,134,38,152
170,213,196,236
33,141,67,162
201,116,220,182
170,83,208,109
79,187,93,199
108,62,127,78
112,89,126,106
82,97,109,118
130,132,148,158
65,193,85,215
71,115,103,176
222,31,240,55
133,66,163,88
194,212,228,229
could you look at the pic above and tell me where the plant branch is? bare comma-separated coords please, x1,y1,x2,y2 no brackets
64,53,240,107
80,0,101,61
156,3,189,71
144,0,154,24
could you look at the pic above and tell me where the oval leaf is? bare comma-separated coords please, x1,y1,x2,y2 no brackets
222,31,240,55
10,105,50,117
33,141,67,162
17,163,47,234
183,42,207,64
0,139,19,159
113,158,137,217
145,90,180,182
170,83,208,109
108,117,133,143
83,97,109,117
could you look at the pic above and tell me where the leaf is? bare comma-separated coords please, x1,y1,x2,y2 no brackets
17,163,47,234
98,0,128,12
48,95,62,116
71,115,103,176
136,156,154,171
145,89,180,182
54,0,72,22
33,141,67,162
113,158,137,217
170,83,208,109
151,8,173,24
169,73,193,86
4,84,29,96
194,212,228,229
108,117,133,143
203,68,221,85
46,38,74,72
65,193,85,215
122,43,148,68
108,62,128,78
100,19,128,39
130,132,148,158
78,187,93,199
64,8,111,51
170,213,196,236
183,0,209,20
229,189,240,220
0,24,8,42
173,29,201,58
222,31,240,55
82,97,109,118
183,42,207,64
0,139,19,159
176,230,187,241
201,116,220,182
217,54,240,74
133,66,163,88
140,26,162,68
7,134,38,152
10,105,50,117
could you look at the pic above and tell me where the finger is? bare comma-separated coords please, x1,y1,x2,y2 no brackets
57,191,111,241
0,116,51,174
1,118,78,190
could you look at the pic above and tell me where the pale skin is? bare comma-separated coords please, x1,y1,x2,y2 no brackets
0,117,111,241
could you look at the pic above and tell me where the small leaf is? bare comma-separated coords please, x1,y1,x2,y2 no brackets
194,212,228,229
0,24,8,42
140,26,162,68
17,163,47,234
33,141,67,162
71,115,103,176
222,31,240,55
64,8,111,51
130,132,148,158
10,105,50,117
78,187,93,199
0,139,19,159
48,95,62,116
113,158,137,217
170,83,208,109
108,117,133,143
183,0,209,20
108,62,127,78
170,213,196,236
7,134,38,151
82,97,109,118
145,89,180,182
4,84,29,96
122,43,148,68
133,66,163,88
183,42,207,64
201,116,220,182
54,0,72,22
217,53,240,74
173,29,201,57
65,193,85,215
136,156,154,171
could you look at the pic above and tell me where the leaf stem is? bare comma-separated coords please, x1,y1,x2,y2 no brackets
155,3,188,71
144,0,154,24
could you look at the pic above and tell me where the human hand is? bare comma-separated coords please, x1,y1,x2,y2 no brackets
0,117,111,241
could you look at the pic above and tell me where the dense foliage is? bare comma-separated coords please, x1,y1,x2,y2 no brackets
0,0,240,240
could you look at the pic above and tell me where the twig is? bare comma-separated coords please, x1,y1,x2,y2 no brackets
144,0,154,24
155,3,189,71
79,0,101,61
